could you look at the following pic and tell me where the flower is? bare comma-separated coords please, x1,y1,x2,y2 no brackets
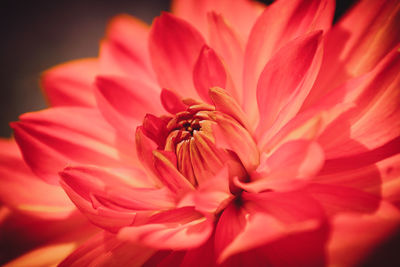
2,0,400,266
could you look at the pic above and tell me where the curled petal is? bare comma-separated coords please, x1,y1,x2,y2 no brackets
238,140,324,193
118,207,213,250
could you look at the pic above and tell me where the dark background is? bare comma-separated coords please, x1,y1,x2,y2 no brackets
1,0,399,266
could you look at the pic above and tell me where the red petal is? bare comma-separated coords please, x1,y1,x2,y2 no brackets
327,201,400,267
255,31,323,144
193,46,227,103
160,89,187,114
0,139,75,219
304,0,400,107
172,0,263,41
11,107,136,185
149,13,205,98
243,0,334,121
208,12,244,102
41,59,98,107
95,75,162,137
238,140,324,193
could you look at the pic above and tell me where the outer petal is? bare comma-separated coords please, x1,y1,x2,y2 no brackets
99,15,156,85
304,0,400,107
95,75,163,138
60,165,173,231
11,107,136,184
0,139,74,219
149,13,205,99
208,12,244,102
243,0,334,121
41,59,98,107
256,31,323,146
172,0,263,41
59,232,155,267
317,47,400,158
327,201,400,267
4,242,77,267
118,207,213,250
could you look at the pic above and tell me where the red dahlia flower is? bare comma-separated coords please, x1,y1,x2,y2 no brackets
1,0,400,266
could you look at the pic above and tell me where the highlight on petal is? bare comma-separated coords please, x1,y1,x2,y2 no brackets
172,0,263,40
0,139,75,219
256,31,323,144
41,58,98,107
243,0,334,121
317,47,400,158
149,12,205,99
305,0,400,107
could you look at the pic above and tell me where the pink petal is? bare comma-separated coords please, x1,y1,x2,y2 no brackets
192,167,232,214
95,75,162,138
208,12,244,102
118,207,213,250
160,89,187,114
255,31,323,144
106,14,152,72
11,107,136,185
304,0,400,107
0,139,75,219
60,232,155,267
149,13,205,98
238,140,324,193
327,201,400,267
193,46,226,103
99,15,156,84
41,59,98,107
243,0,334,121
303,183,381,216
214,202,247,258
172,0,263,41
219,213,319,264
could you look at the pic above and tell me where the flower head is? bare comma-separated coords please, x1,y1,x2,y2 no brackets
2,0,400,266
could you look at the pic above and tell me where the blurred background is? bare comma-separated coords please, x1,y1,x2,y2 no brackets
2,0,399,266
